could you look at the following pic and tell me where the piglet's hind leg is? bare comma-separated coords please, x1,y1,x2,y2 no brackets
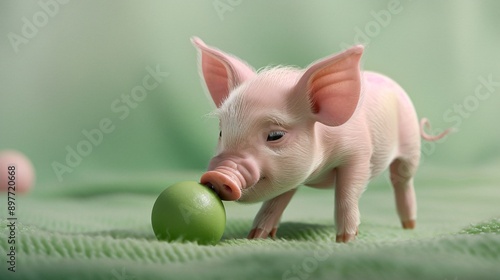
389,158,418,229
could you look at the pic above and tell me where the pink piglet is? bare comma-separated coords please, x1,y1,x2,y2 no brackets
193,37,450,243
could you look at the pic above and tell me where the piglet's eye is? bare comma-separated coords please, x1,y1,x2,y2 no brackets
219,131,222,138
267,131,286,142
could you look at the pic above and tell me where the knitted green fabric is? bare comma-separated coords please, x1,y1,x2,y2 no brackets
1,166,499,280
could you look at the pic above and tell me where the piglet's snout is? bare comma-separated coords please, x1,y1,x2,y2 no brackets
200,159,259,201
200,169,241,201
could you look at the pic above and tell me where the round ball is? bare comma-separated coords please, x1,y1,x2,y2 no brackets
151,181,226,245
0,150,35,193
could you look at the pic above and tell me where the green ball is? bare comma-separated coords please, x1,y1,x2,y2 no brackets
151,181,226,245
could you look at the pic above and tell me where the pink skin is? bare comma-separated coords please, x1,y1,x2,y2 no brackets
193,37,450,242
0,150,35,193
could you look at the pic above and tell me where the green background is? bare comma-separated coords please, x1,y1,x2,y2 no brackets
1,0,500,185
1,1,500,279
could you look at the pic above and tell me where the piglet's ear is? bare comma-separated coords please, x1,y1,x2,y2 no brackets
296,45,364,126
191,37,255,107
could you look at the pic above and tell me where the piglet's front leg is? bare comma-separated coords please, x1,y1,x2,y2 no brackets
247,189,297,239
334,161,370,243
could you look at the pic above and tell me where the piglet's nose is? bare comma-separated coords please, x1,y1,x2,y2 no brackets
200,171,241,201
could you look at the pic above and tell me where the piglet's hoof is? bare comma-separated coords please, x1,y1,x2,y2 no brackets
247,228,278,239
336,229,358,243
335,234,356,243
402,220,416,229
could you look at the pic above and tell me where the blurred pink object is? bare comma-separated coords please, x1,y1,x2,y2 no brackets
0,150,35,193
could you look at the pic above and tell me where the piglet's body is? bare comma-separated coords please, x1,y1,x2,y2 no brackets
193,37,449,242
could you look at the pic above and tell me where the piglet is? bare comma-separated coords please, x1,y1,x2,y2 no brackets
193,37,450,243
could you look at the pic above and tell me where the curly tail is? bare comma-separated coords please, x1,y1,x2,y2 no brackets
420,118,453,142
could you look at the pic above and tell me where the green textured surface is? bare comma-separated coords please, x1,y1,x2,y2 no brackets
1,1,500,279
1,166,500,279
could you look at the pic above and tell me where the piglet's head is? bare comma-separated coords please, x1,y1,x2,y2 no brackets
193,37,363,202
